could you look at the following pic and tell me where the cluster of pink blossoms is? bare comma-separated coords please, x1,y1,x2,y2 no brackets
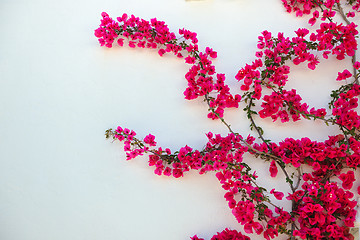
94,12,240,120
236,21,358,124
258,89,324,122
332,84,360,130
106,125,360,239
291,177,357,239
282,0,360,19
191,228,250,240
99,0,360,239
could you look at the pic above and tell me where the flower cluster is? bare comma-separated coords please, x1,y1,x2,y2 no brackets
99,1,360,239
258,89,313,122
313,22,358,60
106,125,360,239
282,0,360,19
332,84,360,130
292,179,357,239
236,23,358,119
191,228,250,240
94,12,241,119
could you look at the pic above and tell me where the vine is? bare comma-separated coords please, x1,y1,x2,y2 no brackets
96,0,360,239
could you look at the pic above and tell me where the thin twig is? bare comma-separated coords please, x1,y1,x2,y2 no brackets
248,98,270,149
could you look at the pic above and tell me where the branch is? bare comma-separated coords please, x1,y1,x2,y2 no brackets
248,97,270,149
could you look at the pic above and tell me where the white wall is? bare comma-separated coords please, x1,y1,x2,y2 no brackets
0,0,359,239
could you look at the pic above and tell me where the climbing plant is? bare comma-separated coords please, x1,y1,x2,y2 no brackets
95,0,360,239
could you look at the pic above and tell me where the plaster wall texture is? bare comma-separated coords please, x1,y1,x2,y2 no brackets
0,0,359,239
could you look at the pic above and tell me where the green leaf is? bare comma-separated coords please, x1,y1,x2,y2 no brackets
286,177,293,185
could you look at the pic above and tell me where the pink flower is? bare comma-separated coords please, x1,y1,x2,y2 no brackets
154,167,162,175
244,221,263,235
269,160,278,177
295,28,309,38
172,168,183,178
185,56,196,64
255,51,263,58
308,17,316,26
117,13,128,22
205,47,217,58
163,167,172,176
144,134,157,146
208,228,250,240
101,12,109,18
347,11,355,18
339,171,355,189
190,235,204,240
336,69,352,81
158,49,166,56
354,61,360,70
128,41,136,48
117,38,124,46
270,189,284,200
